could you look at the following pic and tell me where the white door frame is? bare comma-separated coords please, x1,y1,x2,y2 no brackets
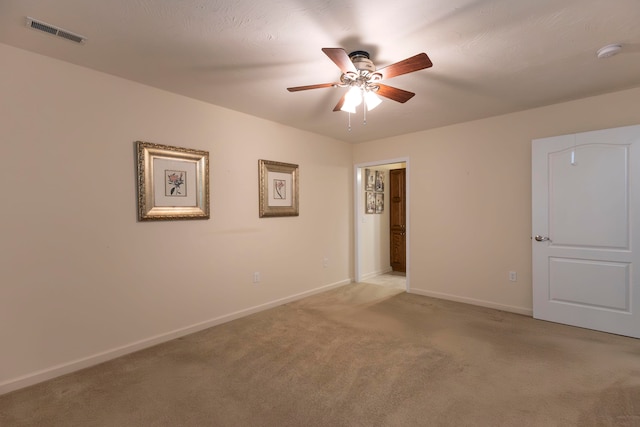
354,157,410,291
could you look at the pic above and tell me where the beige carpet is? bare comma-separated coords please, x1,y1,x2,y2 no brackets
1,283,639,426
359,272,406,290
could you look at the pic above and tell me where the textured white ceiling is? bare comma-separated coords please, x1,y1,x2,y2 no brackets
1,0,639,143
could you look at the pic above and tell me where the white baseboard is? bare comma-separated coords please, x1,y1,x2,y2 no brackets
0,279,351,396
409,288,533,316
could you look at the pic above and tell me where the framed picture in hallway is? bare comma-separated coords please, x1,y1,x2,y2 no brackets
365,191,375,214
259,159,299,217
375,170,384,192
136,141,210,221
375,192,384,213
365,168,375,191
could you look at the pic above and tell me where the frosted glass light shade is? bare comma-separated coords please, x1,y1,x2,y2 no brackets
364,91,382,110
341,87,363,113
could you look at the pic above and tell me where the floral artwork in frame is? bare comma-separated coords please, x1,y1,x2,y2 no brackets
136,141,209,221
258,159,299,217
165,170,186,197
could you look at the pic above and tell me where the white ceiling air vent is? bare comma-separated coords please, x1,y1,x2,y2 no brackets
26,17,87,44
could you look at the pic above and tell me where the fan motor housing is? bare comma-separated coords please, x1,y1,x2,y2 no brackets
349,50,376,72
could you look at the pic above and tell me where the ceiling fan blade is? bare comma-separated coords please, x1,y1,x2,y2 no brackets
287,83,336,92
376,84,415,103
333,94,347,112
376,53,433,80
322,48,357,74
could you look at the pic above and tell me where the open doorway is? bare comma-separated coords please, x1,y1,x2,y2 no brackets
354,158,410,292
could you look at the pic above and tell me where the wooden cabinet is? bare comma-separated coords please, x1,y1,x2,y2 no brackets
389,168,406,272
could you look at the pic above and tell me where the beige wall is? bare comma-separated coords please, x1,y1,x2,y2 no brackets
354,86,640,314
0,43,353,392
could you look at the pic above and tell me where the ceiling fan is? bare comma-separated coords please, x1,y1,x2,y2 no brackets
287,48,433,115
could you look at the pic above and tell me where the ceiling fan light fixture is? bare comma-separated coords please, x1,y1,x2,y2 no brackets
364,91,382,111
341,86,363,113
340,103,357,114
287,48,433,129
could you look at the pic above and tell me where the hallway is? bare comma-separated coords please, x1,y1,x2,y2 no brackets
359,272,406,290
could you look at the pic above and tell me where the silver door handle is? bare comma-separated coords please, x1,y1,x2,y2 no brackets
534,235,550,242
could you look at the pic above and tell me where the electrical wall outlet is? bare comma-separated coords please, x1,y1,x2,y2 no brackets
253,272,260,283
509,271,517,282
323,257,329,268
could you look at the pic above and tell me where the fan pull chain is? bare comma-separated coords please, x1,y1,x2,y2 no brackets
363,103,367,125
347,112,352,131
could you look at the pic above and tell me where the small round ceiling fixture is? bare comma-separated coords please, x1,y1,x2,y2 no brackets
597,44,622,59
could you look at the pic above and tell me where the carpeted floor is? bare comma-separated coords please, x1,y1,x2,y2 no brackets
360,272,406,290
1,282,639,426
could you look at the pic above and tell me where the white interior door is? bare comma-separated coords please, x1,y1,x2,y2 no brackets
532,124,640,338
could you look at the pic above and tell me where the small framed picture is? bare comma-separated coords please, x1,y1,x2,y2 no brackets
365,191,375,214
375,192,384,213
136,141,209,221
259,159,299,217
375,170,385,192
365,168,375,191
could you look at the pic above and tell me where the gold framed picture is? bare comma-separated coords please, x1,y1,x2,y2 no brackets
365,168,375,191
365,191,375,214
375,192,384,213
136,141,210,221
258,159,299,218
